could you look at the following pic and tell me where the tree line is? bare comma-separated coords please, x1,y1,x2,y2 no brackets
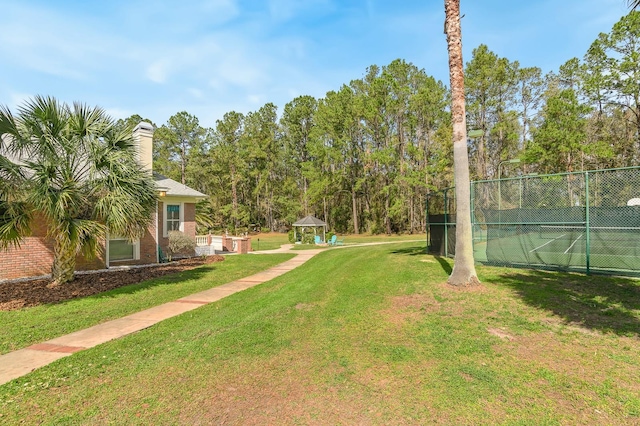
120,11,640,236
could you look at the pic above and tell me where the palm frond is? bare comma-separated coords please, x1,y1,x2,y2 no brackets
196,199,216,231
0,96,159,283
0,200,32,249
0,105,19,143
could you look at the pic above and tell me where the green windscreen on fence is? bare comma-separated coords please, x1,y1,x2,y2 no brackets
427,167,640,276
426,188,456,257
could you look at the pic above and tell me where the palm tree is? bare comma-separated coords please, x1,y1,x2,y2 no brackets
444,0,480,286
0,96,158,285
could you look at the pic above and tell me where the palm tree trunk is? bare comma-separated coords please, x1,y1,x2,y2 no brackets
51,237,76,286
444,0,480,286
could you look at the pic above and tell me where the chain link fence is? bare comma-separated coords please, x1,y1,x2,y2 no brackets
426,187,456,257
427,167,640,276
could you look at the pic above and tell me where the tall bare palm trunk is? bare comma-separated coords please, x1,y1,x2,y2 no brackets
444,0,480,286
51,237,76,286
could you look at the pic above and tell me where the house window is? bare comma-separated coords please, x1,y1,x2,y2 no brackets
165,204,182,236
108,236,140,262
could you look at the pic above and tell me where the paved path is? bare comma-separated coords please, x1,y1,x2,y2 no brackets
0,240,424,385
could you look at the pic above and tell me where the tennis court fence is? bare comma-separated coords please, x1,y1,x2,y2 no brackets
426,166,640,276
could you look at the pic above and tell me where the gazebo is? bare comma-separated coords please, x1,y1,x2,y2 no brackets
292,215,327,243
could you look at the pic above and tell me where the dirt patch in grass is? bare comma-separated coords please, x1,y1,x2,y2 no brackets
382,293,440,326
176,355,377,425
442,281,488,293
487,327,515,341
0,255,224,311
294,302,316,311
492,330,640,421
392,293,439,311
539,316,603,336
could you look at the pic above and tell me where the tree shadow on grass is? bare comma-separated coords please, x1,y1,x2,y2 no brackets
389,245,453,275
488,269,640,337
389,245,427,257
434,256,453,275
93,264,220,300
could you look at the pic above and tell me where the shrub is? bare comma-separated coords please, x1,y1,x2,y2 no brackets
167,231,196,261
288,229,296,243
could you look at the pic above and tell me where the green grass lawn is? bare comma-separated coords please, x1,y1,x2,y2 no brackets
252,231,424,251
338,233,425,245
250,232,290,250
0,253,293,355
1,242,639,424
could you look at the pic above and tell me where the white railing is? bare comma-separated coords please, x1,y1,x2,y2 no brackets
195,235,249,255
195,235,224,252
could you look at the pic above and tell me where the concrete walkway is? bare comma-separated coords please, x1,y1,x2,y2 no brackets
0,245,321,386
0,240,423,386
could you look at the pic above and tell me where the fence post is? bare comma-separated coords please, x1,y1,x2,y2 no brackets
470,182,475,251
443,189,448,257
425,197,429,253
585,171,590,275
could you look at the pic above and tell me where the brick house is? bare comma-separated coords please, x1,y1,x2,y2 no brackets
0,122,206,281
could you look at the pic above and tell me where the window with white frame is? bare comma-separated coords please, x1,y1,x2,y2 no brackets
108,236,140,262
165,203,182,236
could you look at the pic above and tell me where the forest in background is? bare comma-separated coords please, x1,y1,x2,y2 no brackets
117,12,640,235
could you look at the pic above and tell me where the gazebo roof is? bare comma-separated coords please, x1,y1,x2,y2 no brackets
292,215,327,227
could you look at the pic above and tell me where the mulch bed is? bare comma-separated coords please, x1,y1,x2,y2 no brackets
0,255,225,311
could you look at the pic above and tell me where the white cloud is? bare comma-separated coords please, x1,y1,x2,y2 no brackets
188,88,204,99
267,0,334,22
1,0,626,133
247,94,263,104
104,107,134,121
201,0,240,19
146,61,171,84
217,53,269,87
268,0,299,22
0,3,145,86
119,0,240,32
8,92,33,110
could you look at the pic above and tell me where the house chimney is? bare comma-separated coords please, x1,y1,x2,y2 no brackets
132,121,154,172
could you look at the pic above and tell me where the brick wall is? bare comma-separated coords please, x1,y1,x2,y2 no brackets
76,244,106,271
157,201,197,259
237,238,251,254
1,200,197,280
183,203,196,238
158,201,168,256
0,217,54,280
108,224,158,267
222,236,234,252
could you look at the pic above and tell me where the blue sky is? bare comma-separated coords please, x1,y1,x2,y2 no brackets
0,0,630,128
